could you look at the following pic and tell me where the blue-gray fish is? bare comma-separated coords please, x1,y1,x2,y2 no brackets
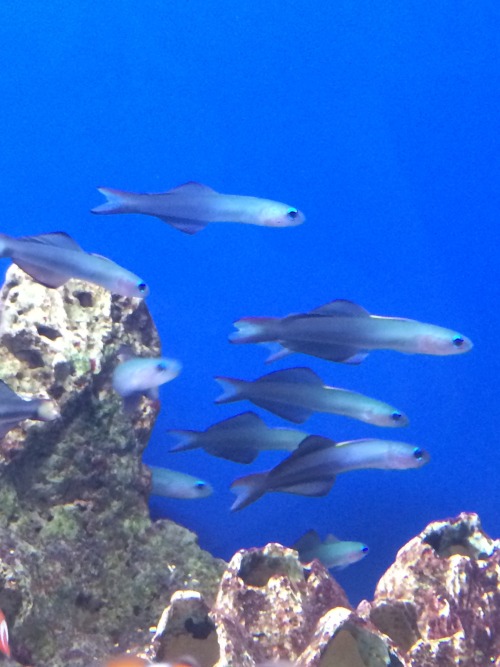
230,298,473,363
230,435,429,510
92,181,305,235
149,466,213,499
168,411,308,463
0,380,59,439
214,367,408,427
292,529,369,570
0,232,149,298
113,356,181,412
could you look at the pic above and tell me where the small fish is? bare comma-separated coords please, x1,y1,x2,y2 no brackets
0,232,149,298
168,411,308,463
214,367,408,427
149,465,213,499
112,356,181,412
292,529,369,569
230,435,429,510
0,380,59,439
92,181,305,235
0,610,10,658
230,298,473,363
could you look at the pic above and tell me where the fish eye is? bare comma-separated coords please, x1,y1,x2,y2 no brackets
194,481,206,489
286,208,298,219
452,336,464,347
362,546,369,553
391,412,402,421
156,362,167,372
413,447,424,460
137,282,147,293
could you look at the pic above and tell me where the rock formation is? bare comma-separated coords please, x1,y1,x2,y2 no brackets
0,266,224,667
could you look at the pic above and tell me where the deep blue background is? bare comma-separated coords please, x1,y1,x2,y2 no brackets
1,1,498,604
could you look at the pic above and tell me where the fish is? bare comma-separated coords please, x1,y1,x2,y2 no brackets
0,610,10,658
0,232,149,298
230,298,473,363
112,356,181,412
230,435,429,510
214,367,408,427
0,380,59,439
292,529,369,569
168,411,308,463
91,181,305,235
149,465,213,499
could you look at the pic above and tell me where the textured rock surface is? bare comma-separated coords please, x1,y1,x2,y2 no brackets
0,266,225,667
367,512,500,666
152,543,403,667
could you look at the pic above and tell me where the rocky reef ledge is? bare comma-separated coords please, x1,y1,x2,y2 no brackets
0,267,224,666
0,268,498,667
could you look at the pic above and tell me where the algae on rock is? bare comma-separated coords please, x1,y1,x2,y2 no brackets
0,266,225,667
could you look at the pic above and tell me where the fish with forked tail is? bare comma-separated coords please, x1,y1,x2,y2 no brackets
214,367,408,427
92,181,305,234
230,298,473,363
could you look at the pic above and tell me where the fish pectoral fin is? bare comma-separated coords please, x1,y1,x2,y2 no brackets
167,181,218,195
309,299,370,318
19,232,83,251
14,260,68,288
157,216,208,235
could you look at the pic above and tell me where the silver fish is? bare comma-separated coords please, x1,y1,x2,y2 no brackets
0,232,149,298
0,380,59,439
230,298,473,363
230,435,429,510
292,529,369,569
113,356,181,412
149,466,213,499
214,367,408,427
168,411,308,463
92,181,305,235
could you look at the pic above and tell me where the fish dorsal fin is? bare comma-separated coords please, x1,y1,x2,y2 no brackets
19,232,83,251
324,533,340,544
255,367,323,387
292,529,321,552
277,435,336,466
167,181,217,195
309,299,370,318
208,411,265,433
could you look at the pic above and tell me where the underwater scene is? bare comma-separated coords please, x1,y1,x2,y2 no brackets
0,1,499,665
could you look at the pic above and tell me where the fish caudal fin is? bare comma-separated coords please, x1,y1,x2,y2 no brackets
230,472,269,511
229,317,278,344
214,377,244,404
0,612,10,658
168,430,200,452
91,187,137,214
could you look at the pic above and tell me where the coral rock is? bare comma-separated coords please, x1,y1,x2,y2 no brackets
368,512,500,666
0,267,225,667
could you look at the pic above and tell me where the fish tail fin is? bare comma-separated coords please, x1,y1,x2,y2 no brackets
264,342,294,363
229,317,277,344
0,233,11,258
214,376,244,404
168,429,200,452
230,472,268,511
0,612,10,658
91,187,137,214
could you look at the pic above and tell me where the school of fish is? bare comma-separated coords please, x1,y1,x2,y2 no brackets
0,182,472,661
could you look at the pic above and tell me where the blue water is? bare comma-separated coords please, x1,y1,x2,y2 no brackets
1,1,498,605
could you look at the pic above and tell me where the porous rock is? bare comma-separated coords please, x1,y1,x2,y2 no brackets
366,512,500,666
0,266,225,667
152,543,403,667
